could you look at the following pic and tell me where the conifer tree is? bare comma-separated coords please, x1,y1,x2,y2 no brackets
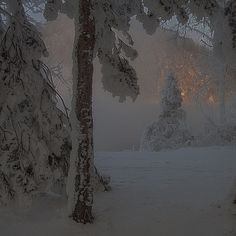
0,0,71,205
141,73,193,151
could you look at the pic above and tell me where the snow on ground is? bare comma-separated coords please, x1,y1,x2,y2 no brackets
1,146,236,236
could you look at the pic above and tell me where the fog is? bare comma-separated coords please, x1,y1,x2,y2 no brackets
42,14,232,151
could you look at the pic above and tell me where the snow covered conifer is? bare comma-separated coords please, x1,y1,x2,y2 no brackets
161,72,183,114
0,0,71,205
141,72,193,151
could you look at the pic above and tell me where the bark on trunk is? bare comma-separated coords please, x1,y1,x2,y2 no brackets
71,0,95,224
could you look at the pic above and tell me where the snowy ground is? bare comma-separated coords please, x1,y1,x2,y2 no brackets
1,146,236,236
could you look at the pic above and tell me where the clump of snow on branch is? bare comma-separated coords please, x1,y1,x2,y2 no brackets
93,0,140,102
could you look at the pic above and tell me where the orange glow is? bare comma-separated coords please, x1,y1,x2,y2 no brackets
208,95,215,104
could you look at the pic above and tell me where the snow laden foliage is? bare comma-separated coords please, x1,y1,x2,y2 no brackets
0,8,71,205
139,0,235,53
44,0,140,102
141,73,193,152
94,0,141,102
0,0,46,29
137,0,219,34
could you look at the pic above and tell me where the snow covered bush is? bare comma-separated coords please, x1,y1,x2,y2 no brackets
141,73,193,152
0,7,71,205
196,121,236,146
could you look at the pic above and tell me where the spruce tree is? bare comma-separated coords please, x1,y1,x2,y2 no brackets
141,73,193,151
0,0,71,205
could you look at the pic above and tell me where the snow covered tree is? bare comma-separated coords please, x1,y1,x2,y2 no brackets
0,0,71,205
141,73,193,151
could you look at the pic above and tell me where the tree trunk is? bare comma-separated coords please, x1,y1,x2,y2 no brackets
213,8,226,125
218,68,226,125
69,0,95,224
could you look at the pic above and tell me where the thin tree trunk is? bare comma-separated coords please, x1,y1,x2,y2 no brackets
213,8,226,125
218,69,226,124
70,0,95,224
